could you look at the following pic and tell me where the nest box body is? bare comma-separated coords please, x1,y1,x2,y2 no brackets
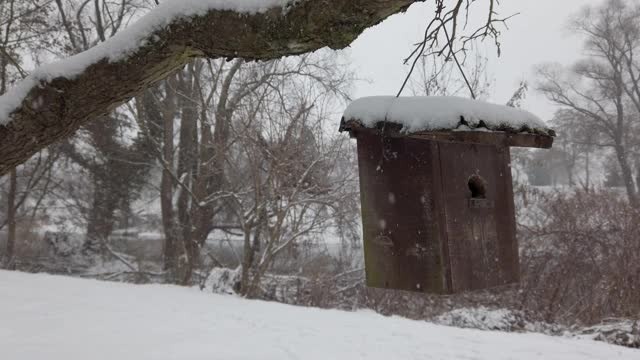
340,96,554,294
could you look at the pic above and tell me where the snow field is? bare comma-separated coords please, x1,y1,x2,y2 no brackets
0,270,636,360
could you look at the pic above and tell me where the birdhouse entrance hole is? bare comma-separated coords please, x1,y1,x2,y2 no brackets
468,175,487,199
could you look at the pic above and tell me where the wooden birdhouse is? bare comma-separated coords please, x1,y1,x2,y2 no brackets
340,96,555,294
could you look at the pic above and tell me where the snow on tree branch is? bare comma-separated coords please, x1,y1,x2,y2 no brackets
0,0,422,175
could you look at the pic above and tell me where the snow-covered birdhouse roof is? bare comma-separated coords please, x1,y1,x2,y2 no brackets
340,96,555,138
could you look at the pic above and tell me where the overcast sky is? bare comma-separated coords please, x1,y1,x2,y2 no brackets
347,0,600,122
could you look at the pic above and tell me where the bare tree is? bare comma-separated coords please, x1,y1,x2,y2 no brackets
549,109,600,191
0,0,54,265
46,1,156,252
221,58,355,297
134,52,354,285
537,0,640,206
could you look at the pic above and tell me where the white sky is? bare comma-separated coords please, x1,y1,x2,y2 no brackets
347,0,600,122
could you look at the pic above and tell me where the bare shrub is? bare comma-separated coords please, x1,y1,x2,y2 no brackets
518,188,640,325
576,319,640,349
13,224,52,266
222,186,639,333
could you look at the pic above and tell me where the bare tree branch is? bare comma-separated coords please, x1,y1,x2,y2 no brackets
0,0,423,175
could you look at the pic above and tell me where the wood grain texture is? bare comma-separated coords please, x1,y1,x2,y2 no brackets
355,132,520,294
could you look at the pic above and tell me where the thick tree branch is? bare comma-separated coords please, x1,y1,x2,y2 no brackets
0,0,421,175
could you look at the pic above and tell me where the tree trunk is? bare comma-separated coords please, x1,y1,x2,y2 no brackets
160,99,178,277
636,160,640,196
85,176,117,252
567,161,575,187
5,167,16,266
137,81,180,278
615,146,639,207
175,70,199,285
585,150,590,192
0,0,419,175
240,229,257,297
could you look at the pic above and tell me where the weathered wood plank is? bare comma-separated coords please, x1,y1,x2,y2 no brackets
357,132,447,293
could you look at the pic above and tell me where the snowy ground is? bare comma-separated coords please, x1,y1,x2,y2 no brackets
0,271,636,360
